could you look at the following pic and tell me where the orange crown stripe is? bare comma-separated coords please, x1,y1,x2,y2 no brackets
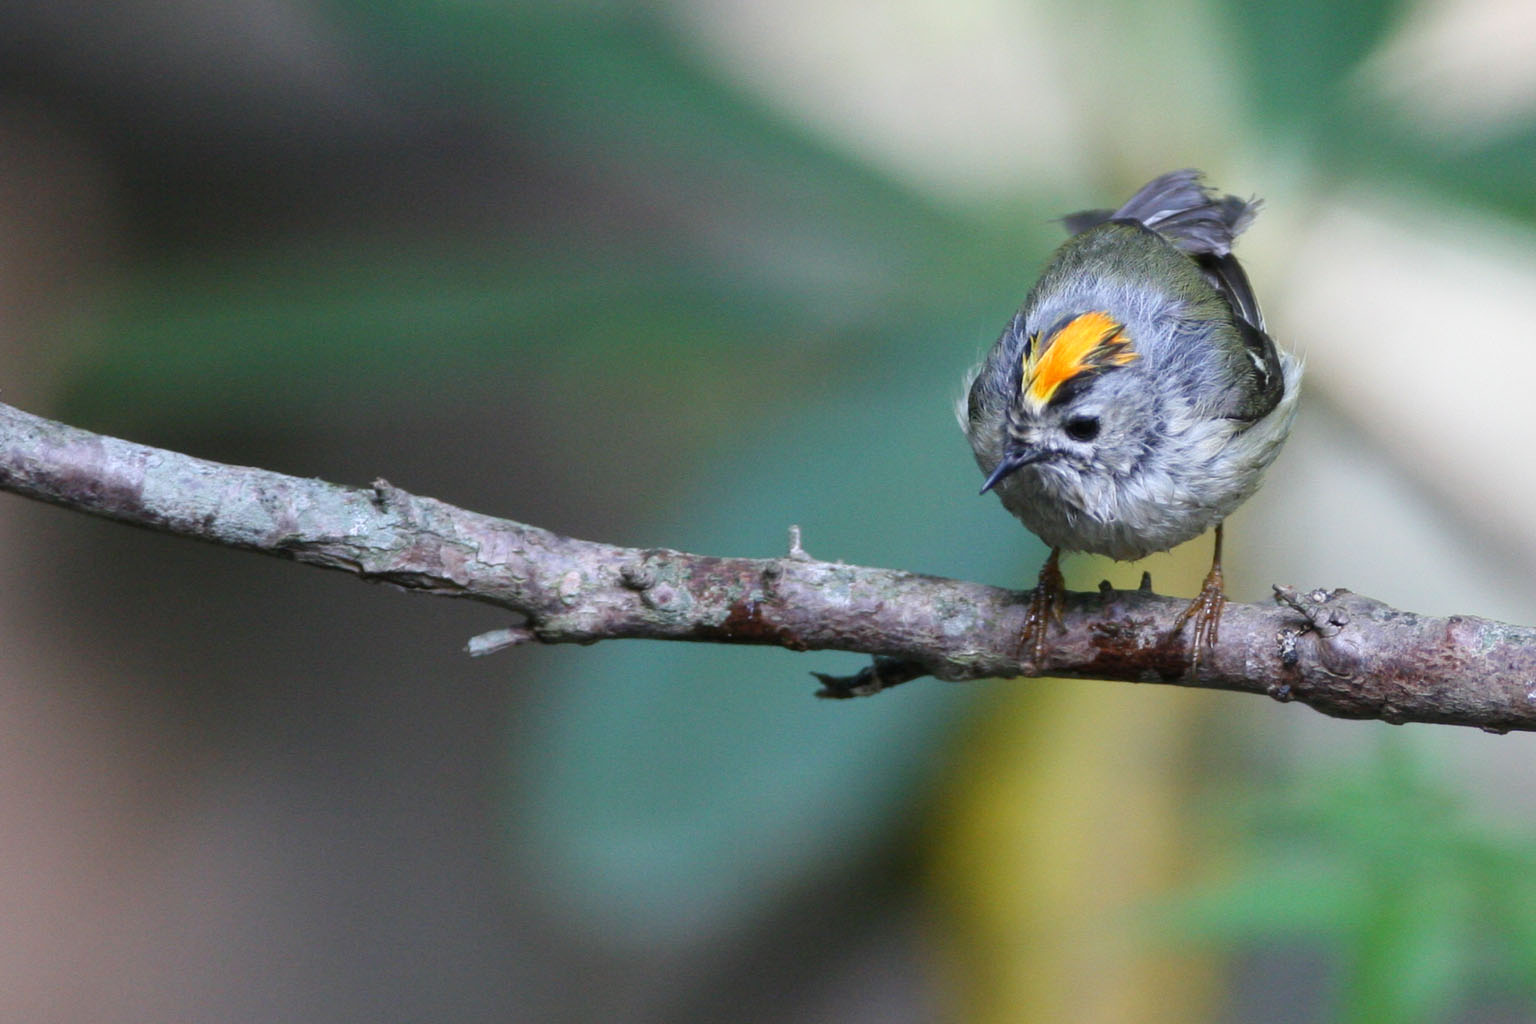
1022,311,1137,408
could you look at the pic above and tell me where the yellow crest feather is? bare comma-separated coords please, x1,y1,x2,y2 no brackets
1021,311,1137,410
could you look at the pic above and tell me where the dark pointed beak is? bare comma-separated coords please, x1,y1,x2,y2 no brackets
979,449,1047,495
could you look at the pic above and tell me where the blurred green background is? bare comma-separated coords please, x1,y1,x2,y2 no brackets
3,1,1536,1021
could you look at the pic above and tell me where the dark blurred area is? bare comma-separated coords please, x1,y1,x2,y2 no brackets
0,2,576,244
5,2,1536,1023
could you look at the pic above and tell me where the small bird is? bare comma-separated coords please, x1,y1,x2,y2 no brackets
963,169,1301,667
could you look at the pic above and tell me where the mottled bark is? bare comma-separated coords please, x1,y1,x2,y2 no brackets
1,401,1530,732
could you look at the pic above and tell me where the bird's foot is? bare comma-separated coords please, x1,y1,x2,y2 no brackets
1170,562,1225,674
1018,549,1065,668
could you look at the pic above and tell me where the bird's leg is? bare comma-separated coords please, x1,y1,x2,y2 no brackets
1170,524,1226,672
1018,547,1065,667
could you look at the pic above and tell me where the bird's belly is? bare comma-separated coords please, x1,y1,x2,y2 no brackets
996,465,1236,561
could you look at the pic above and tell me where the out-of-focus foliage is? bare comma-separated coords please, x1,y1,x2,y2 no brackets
1229,0,1401,130
22,0,1536,1020
1153,739,1536,1023
66,2,1041,421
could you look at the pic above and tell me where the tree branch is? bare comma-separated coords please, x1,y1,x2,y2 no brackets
1,400,1531,733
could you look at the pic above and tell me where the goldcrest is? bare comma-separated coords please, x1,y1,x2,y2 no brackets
963,169,1301,663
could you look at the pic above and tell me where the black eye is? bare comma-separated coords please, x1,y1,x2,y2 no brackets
1064,415,1100,442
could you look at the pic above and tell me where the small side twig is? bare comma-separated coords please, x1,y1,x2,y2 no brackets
813,657,932,699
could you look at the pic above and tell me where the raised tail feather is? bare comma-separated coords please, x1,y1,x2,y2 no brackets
1061,169,1258,257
